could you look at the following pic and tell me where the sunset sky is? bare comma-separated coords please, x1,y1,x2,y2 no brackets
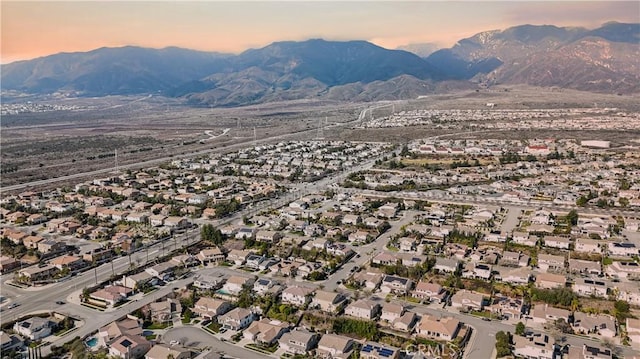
2,1,639,64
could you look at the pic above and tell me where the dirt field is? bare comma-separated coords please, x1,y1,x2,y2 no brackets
2,86,638,188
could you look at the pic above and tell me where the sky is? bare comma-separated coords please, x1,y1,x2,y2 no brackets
2,1,639,64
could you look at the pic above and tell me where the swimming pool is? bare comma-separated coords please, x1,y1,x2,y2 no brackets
215,289,232,295
85,337,98,348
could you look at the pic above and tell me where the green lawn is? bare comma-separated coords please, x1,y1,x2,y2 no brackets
207,321,222,333
144,322,172,330
246,343,279,354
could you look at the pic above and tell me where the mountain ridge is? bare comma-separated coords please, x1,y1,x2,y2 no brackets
2,22,638,106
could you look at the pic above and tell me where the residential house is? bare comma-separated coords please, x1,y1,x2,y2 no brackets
245,254,265,270
416,315,461,341
13,317,53,340
278,329,319,356
255,230,282,243
281,286,314,306
464,263,492,280
535,272,567,289
222,276,253,296
513,333,554,359
572,312,616,338
253,278,275,296
573,278,608,298
235,227,256,240
312,290,347,313
380,303,405,323
567,345,612,359
317,334,355,359
512,232,538,247
98,317,143,347
372,253,397,266
626,318,640,347
218,307,254,331
0,331,24,352
197,248,225,265
352,271,383,291
163,217,190,229
606,261,640,280
538,253,565,273
49,255,86,272
543,236,572,249
614,282,640,306
23,235,45,249
451,290,485,311
412,281,447,303
243,318,290,345
345,299,381,320
148,299,181,323
122,271,153,290
392,311,418,333
109,334,151,359
489,296,525,320
380,275,413,295
494,266,532,285
575,238,603,254
90,285,132,306
193,297,232,319
145,262,175,281
0,256,21,274
360,342,400,359
348,230,372,244
500,251,530,267
532,304,571,324
608,242,639,258
434,258,460,274
227,249,251,266
568,259,602,276
144,344,191,359
19,264,58,283
170,254,200,268
149,215,166,227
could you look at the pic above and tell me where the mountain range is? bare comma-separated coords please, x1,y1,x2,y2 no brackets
2,22,638,106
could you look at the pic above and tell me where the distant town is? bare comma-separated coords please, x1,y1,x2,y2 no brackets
1,106,639,359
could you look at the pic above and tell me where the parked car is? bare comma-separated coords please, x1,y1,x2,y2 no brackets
55,301,66,305
7,303,19,309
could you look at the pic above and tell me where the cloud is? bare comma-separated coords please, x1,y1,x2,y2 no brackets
502,1,640,28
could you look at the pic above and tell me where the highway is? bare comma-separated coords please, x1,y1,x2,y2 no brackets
0,104,380,194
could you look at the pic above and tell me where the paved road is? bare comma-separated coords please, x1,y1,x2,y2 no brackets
0,228,202,323
162,327,270,359
500,206,523,233
350,189,640,217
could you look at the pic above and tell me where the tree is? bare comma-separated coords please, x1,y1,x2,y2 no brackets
553,318,572,335
576,196,588,207
182,308,192,323
515,322,526,336
614,300,631,322
495,331,511,357
566,210,579,226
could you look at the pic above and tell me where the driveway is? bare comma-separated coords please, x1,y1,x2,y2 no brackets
162,326,270,359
